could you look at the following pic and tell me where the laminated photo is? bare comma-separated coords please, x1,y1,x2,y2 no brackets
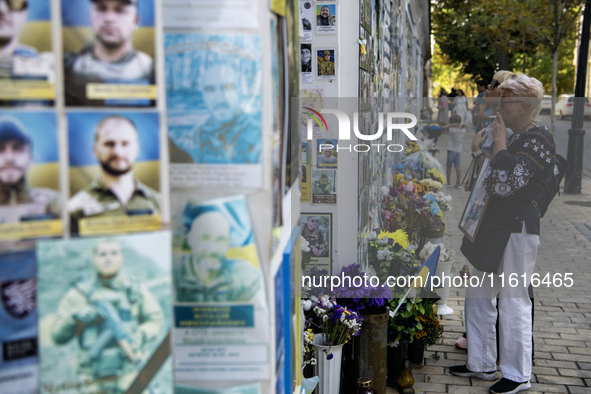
300,142,310,202
299,1,314,41
0,112,61,246
67,112,161,236
61,0,156,107
0,0,55,105
37,232,173,394
300,213,332,276
316,49,336,80
0,251,38,394
170,194,269,381
300,43,313,84
311,168,337,204
317,139,338,168
315,4,336,34
165,33,263,188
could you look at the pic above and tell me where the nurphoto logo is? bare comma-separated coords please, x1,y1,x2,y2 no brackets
303,108,418,153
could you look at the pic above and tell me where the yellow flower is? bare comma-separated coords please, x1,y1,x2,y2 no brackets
391,229,409,249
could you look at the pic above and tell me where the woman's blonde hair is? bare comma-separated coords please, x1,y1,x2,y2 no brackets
492,70,517,84
499,74,544,119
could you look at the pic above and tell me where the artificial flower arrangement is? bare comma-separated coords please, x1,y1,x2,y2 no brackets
367,230,417,280
302,295,363,359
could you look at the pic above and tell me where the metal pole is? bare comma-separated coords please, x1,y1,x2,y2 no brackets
564,0,591,194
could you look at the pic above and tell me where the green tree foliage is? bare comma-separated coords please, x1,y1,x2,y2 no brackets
432,0,580,94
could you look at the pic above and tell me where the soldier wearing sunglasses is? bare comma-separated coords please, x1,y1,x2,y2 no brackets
0,0,53,83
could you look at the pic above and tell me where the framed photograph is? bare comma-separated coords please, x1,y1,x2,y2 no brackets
317,139,338,168
300,213,332,276
459,158,491,242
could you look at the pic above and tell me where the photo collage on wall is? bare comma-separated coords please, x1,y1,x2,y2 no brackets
0,0,172,392
299,1,337,85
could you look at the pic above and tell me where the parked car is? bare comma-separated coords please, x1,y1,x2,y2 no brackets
539,95,552,115
554,94,591,119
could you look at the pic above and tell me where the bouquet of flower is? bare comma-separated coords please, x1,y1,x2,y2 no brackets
413,309,443,347
420,241,455,263
303,295,363,359
333,263,393,315
388,291,439,346
303,329,317,366
420,178,443,193
405,141,420,156
367,230,416,280
432,191,452,216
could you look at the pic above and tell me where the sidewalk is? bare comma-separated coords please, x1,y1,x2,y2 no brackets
389,124,591,393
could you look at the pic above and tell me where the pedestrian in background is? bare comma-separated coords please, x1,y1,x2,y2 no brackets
441,114,465,188
437,89,449,125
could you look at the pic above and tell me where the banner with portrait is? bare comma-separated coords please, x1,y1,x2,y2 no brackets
0,111,61,246
61,0,156,106
164,33,263,189
67,111,162,236
170,194,270,382
37,232,173,393
311,168,337,204
0,251,38,394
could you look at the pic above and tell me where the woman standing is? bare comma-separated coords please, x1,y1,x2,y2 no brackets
450,74,555,394
437,89,449,125
453,89,469,125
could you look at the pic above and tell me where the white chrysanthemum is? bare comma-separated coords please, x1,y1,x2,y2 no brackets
302,299,312,311
368,231,377,241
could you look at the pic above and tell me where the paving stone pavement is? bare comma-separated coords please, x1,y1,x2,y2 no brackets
386,124,591,394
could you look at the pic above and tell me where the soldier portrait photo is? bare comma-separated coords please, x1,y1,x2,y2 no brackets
67,112,161,236
165,33,262,165
300,213,331,275
0,0,55,105
317,49,335,78
61,0,156,107
37,232,173,394
0,113,60,239
173,196,266,305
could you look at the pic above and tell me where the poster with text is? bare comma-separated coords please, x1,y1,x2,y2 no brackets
0,251,37,394
0,0,55,105
0,112,61,246
61,0,156,107
67,112,161,236
171,194,269,382
311,168,336,204
165,33,263,189
299,1,314,41
300,213,331,276
37,232,173,394
299,88,324,140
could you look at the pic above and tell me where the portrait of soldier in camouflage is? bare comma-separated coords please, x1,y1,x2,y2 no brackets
50,239,165,393
0,116,60,223
63,0,154,106
68,114,160,235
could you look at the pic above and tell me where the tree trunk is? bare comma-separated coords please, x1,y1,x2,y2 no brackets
551,49,558,138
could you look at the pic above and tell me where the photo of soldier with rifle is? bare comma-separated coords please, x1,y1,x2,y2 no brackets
38,234,173,393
